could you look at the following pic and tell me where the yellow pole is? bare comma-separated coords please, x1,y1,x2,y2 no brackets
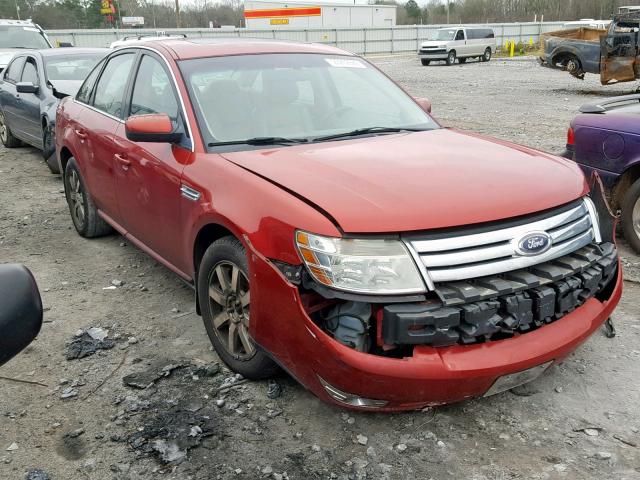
510,40,515,57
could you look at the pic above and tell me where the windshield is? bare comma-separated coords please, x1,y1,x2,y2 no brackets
179,53,437,148
45,54,105,82
0,25,50,49
428,29,457,41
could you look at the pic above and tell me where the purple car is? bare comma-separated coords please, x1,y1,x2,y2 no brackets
564,94,640,253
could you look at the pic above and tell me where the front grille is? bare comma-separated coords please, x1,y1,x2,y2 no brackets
420,48,447,54
382,242,617,347
404,198,599,285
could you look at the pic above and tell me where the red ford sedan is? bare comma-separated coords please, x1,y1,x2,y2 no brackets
55,38,622,411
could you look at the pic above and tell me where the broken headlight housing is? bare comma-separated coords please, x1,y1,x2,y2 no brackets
295,231,425,295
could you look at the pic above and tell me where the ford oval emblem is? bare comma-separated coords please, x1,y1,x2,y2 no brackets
516,232,552,256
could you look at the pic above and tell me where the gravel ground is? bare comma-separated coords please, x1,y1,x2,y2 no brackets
1,55,639,480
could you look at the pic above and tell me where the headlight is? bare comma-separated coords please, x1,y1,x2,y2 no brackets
295,231,425,295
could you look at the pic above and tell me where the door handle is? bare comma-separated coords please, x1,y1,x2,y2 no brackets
114,153,131,169
74,128,87,139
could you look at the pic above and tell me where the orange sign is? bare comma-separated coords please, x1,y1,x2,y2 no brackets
244,7,321,18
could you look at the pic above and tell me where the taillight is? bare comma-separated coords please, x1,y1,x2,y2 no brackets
567,127,575,146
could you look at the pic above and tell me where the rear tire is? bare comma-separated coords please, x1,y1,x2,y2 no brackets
446,50,456,66
420,59,430,66
0,110,21,148
482,47,492,62
63,157,113,238
198,236,279,380
621,178,640,254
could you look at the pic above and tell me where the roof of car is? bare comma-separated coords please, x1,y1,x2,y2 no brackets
35,48,110,57
128,37,353,59
0,19,40,26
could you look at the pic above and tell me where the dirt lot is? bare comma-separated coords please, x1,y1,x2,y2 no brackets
1,55,640,480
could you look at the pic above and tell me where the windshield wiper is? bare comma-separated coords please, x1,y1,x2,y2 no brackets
208,136,308,147
314,127,426,142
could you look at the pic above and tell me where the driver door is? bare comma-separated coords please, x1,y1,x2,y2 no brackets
113,52,192,272
600,21,638,84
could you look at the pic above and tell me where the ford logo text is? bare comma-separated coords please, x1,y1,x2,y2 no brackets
516,232,552,256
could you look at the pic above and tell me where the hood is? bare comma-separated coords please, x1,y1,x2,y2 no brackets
48,79,83,98
420,40,449,48
221,129,588,234
0,49,18,69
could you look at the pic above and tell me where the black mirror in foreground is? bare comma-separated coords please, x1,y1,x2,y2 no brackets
0,264,43,367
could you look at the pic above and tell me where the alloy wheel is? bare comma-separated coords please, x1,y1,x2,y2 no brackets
484,49,491,61
207,260,254,359
67,170,86,228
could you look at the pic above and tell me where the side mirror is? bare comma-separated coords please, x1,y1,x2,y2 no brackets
415,97,432,114
0,264,43,367
125,114,182,143
16,82,38,94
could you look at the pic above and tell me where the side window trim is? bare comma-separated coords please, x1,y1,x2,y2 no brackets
4,56,25,84
21,56,39,85
76,57,107,106
127,50,192,147
88,50,139,120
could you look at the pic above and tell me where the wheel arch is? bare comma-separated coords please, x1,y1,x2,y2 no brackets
192,222,241,316
611,161,640,210
58,146,74,174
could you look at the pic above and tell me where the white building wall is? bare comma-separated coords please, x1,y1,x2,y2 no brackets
244,1,396,29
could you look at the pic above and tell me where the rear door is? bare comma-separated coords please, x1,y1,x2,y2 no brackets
600,19,639,84
113,51,192,269
0,56,26,138
75,51,137,223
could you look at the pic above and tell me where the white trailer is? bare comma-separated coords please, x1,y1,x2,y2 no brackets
244,0,396,29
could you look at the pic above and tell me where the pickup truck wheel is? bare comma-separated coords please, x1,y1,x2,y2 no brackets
446,50,456,66
198,237,279,380
482,47,492,62
0,110,21,148
63,157,113,238
621,178,640,253
420,59,430,66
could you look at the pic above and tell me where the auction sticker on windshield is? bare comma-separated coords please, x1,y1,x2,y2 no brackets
325,58,366,68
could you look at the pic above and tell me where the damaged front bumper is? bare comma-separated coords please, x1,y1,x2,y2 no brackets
247,239,622,411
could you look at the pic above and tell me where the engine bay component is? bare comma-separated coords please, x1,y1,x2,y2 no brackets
323,302,372,352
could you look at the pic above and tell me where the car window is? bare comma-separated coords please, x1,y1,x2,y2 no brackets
92,53,135,118
455,30,465,41
76,58,106,104
129,55,179,120
21,58,38,85
4,56,25,83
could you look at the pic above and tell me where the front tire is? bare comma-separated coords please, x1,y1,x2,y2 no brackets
621,178,640,253
420,59,430,66
0,110,21,148
42,122,59,174
446,50,456,66
482,47,492,62
198,237,279,379
63,157,112,238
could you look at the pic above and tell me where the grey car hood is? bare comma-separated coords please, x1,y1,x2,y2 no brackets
48,79,83,98
0,48,20,70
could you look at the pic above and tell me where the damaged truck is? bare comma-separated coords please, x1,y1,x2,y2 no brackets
540,13,640,85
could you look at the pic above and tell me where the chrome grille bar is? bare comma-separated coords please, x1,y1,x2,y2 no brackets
404,198,599,284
